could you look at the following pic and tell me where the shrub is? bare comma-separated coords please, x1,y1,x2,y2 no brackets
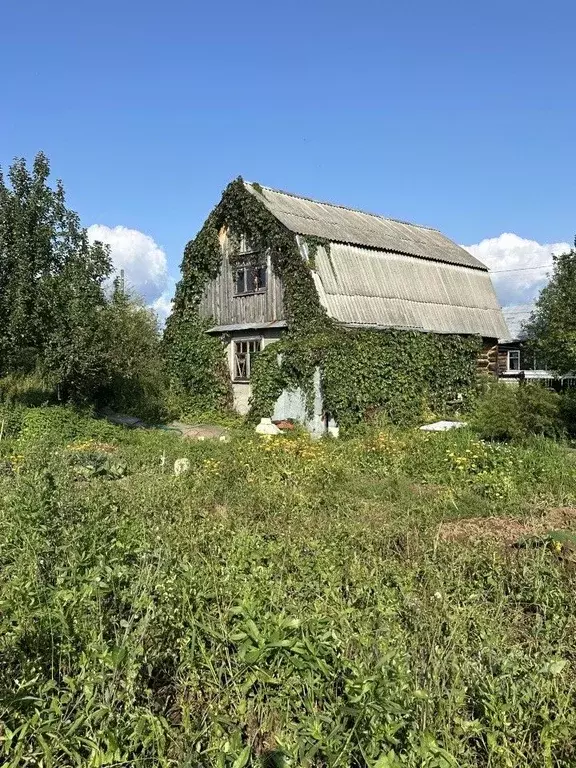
470,382,521,440
559,389,576,436
18,406,123,449
0,403,26,438
96,290,170,423
516,383,561,437
0,371,56,407
471,382,561,440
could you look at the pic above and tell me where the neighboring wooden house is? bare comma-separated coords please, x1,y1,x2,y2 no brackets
198,183,509,414
498,339,576,388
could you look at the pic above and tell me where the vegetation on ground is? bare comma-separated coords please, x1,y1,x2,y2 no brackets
2,404,576,766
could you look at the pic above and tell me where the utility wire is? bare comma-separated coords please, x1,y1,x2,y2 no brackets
490,263,553,273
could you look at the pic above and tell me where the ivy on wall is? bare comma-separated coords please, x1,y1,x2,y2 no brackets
164,178,332,411
250,329,480,428
163,209,232,412
165,176,482,424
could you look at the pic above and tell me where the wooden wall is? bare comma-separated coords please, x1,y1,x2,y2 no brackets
477,338,499,376
497,347,510,375
198,229,284,326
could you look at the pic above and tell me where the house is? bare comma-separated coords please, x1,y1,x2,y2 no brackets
498,338,576,389
198,182,510,414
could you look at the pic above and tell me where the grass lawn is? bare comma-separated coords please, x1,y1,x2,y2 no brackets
1,407,576,766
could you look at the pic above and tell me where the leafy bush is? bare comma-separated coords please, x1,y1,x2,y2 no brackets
0,403,26,438
471,382,561,440
97,290,169,422
517,382,561,437
559,388,576,436
0,371,56,406
18,406,123,448
65,442,128,480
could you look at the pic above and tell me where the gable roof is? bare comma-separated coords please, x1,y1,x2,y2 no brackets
245,182,487,271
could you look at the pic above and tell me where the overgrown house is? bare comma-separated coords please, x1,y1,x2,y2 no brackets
193,182,509,420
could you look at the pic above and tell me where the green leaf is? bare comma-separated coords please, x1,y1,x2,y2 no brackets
232,745,251,768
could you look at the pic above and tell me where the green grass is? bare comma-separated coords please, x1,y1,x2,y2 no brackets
2,408,576,766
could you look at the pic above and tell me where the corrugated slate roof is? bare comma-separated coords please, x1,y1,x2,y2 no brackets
245,182,487,270
313,243,509,339
240,181,508,338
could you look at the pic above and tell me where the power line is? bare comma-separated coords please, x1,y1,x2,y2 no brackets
490,263,553,274
502,310,535,316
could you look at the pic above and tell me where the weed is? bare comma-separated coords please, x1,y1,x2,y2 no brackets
2,409,576,765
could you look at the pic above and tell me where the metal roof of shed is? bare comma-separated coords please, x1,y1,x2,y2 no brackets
246,182,487,271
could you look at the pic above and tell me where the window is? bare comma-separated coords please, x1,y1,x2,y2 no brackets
508,349,521,371
233,339,261,381
234,263,267,295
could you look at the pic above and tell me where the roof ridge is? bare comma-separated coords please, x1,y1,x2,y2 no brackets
245,181,439,232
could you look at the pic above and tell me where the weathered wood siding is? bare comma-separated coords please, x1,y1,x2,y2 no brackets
198,230,284,326
477,338,499,376
497,347,510,375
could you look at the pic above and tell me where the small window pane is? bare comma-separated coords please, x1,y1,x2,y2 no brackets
234,341,248,380
235,269,246,295
233,339,261,381
254,265,267,290
234,262,267,295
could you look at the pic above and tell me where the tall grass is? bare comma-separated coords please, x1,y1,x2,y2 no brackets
1,408,576,766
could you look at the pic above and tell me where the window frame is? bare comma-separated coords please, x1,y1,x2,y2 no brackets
508,349,521,371
232,337,262,382
233,258,268,297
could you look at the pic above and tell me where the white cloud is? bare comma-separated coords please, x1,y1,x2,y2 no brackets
464,233,570,307
87,224,170,304
151,287,175,326
463,233,571,338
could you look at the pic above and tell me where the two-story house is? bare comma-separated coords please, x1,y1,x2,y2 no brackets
197,182,509,414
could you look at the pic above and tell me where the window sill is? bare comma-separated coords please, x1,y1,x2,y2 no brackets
233,379,250,384
234,290,267,297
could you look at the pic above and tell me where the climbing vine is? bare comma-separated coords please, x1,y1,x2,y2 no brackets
165,176,482,425
163,178,332,412
162,209,231,412
301,235,331,271
251,329,480,428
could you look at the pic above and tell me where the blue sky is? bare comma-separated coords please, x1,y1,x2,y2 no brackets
2,0,575,332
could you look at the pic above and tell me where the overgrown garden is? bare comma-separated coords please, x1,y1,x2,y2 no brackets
4,157,576,765
2,404,576,766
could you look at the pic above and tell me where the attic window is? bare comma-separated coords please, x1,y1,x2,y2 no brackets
234,263,267,295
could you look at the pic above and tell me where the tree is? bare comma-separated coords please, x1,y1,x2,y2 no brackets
0,152,112,399
97,279,168,420
523,242,576,374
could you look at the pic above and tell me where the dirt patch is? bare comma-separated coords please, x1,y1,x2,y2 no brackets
438,507,576,546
